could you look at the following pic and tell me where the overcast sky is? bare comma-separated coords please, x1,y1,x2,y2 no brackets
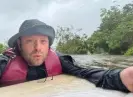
0,0,132,44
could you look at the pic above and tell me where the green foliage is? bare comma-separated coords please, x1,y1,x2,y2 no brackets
124,46,133,56
0,43,8,53
56,26,88,54
86,31,108,54
55,2,133,55
87,2,133,55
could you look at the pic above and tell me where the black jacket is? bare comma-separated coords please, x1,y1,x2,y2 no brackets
59,55,129,93
0,54,129,92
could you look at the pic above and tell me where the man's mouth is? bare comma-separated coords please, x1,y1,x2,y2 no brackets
33,54,41,58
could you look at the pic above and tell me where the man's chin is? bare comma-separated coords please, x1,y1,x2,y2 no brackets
30,61,44,66
30,63,43,66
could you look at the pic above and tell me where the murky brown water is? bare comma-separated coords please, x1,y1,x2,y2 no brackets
72,54,133,69
1,54,133,97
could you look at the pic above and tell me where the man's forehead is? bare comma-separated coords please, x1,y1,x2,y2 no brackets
21,34,48,39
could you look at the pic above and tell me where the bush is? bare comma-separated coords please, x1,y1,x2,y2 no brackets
124,46,133,56
0,43,8,54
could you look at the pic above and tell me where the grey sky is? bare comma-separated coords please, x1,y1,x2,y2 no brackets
0,0,132,44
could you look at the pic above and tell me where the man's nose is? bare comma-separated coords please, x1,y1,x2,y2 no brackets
34,41,41,51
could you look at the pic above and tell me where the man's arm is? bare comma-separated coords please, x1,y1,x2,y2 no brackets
59,55,129,92
97,68,129,92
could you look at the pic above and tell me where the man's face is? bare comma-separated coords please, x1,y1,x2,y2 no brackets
19,35,49,66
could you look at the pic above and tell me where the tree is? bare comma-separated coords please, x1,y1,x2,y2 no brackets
87,2,133,55
56,26,88,54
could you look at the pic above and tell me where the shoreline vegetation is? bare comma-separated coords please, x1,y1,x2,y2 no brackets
55,2,133,56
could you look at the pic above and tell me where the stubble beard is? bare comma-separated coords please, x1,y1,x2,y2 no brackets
21,50,48,66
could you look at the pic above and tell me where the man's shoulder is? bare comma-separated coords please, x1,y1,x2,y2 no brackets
0,54,9,62
0,48,13,72
55,51,75,63
0,54,9,76
56,51,71,57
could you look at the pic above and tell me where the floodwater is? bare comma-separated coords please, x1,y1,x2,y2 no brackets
72,54,133,69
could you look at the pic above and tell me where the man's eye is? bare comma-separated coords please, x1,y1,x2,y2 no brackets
26,40,33,43
41,40,48,43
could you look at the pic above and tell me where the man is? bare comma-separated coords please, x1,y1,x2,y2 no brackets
0,19,132,92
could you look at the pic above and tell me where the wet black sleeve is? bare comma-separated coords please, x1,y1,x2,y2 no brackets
97,69,129,92
0,55,9,77
59,55,129,93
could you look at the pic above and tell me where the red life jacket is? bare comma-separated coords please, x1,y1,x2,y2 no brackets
0,49,62,86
